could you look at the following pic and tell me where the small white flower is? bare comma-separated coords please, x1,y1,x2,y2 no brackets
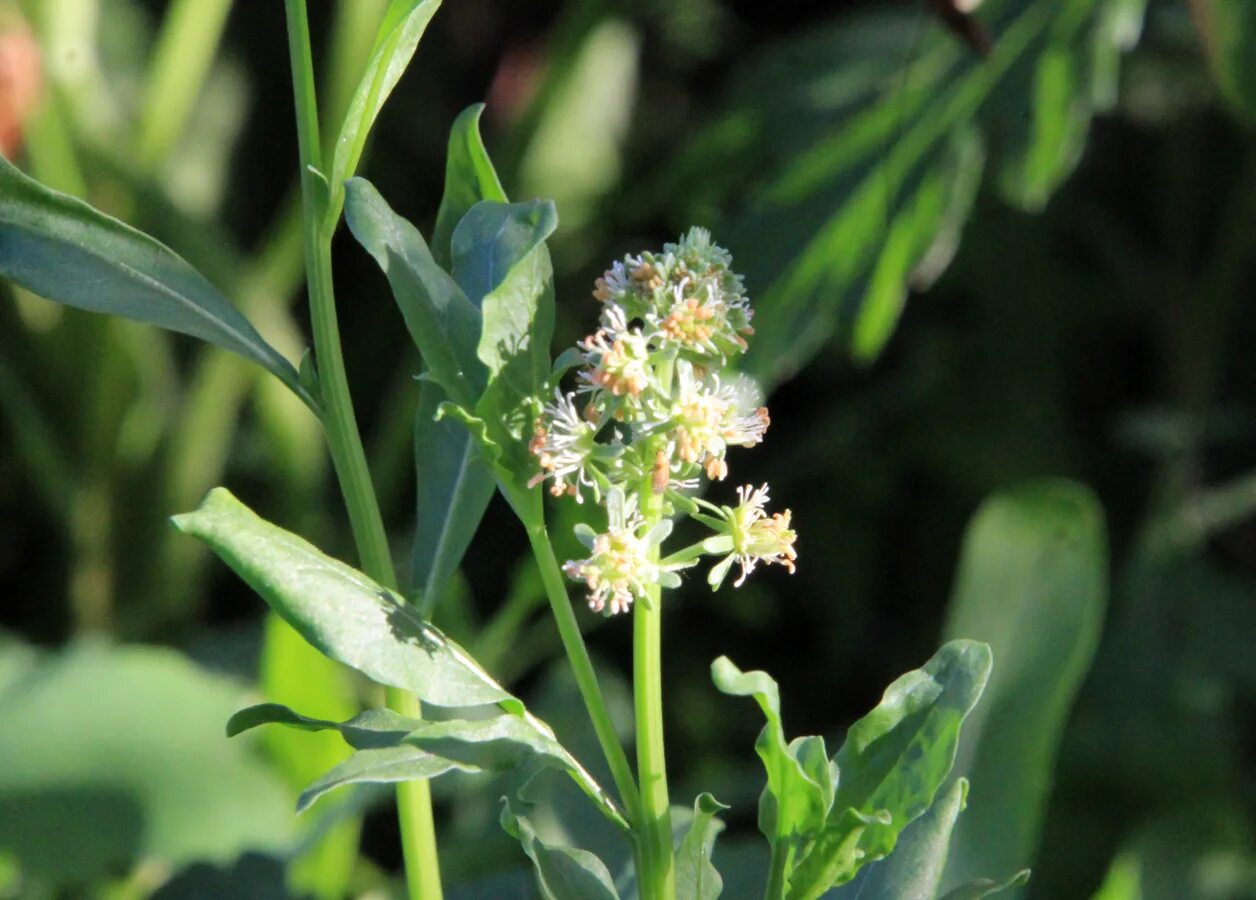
708,483,798,589
529,390,603,502
563,489,677,615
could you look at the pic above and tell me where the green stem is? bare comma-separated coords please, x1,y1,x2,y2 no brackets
284,3,441,898
523,499,643,826
764,841,788,900
635,479,675,900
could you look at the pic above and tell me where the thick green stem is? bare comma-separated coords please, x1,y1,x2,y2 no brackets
284,3,441,898
524,501,643,824
764,841,789,900
635,481,675,900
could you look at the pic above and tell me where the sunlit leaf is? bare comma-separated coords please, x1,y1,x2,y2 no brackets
329,0,443,203
432,103,507,270
676,793,727,900
940,480,1106,894
0,156,314,409
786,641,992,899
171,487,516,712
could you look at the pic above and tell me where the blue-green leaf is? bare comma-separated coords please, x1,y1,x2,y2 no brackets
344,177,486,405
412,379,497,614
432,103,508,270
787,641,992,899
676,793,728,900
938,870,1031,900
501,801,621,900
329,0,443,199
0,156,314,409
939,480,1106,896
171,487,516,712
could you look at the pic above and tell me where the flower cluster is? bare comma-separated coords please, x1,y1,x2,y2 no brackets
531,228,797,615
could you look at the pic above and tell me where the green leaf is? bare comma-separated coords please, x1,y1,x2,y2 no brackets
1188,0,1256,119
676,793,728,900
411,379,497,615
710,659,835,858
501,802,621,900
787,641,992,899
344,177,486,406
0,641,293,886
939,480,1107,895
171,487,516,712
329,0,443,200
0,156,314,409
840,777,968,900
229,701,628,830
299,746,467,813
1090,852,1141,900
938,870,1031,900
432,103,508,270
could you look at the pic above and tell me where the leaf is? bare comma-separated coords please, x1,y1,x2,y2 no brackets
329,0,443,201
411,379,498,614
1090,852,1141,900
658,0,1146,379
786,641,993,899
710,658,835,846
676,793,728,900
299,746,468,813
0,156,314,409
171,487,516,712
228,701,628,830
432,103,508,270
840,777,968,900
0,641,293,886
501,801,621,900
938,871,1031,900
939,480,1107,895
1188,0,1256,119
344,177,486,406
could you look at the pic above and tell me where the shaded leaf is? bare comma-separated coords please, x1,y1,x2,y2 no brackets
940,480,1106,895
0,156,313,409
938,871,1031,900
344,177,486,406
299,746,466,813
501,801,621,900
676,793,728,900
787,641,992,899
432,103,507,270
171,487,516,712
329,0,443,201
1188,0,1256,119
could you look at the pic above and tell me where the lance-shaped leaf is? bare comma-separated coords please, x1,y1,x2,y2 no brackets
938,870,1031,900
786,640,992,899
710,659,835,850
299,746,467,813
228,702,627,828
939,480,1105,895
501,801,621,900
344,177,486,406
329,0,443,200
412,380,497,613
171,487,516,712
0,157,314,409
432,103,508,270
675,793,728,900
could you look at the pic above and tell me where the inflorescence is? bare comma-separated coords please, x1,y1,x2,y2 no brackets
530,228,797,616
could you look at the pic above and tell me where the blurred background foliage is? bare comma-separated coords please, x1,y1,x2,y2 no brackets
1,0,1254,896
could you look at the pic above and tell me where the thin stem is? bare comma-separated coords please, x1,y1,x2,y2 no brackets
524,501,643,824
635,479,675,900
764,841,788,900
284,3,441,898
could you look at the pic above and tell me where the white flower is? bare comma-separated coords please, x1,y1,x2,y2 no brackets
708,484,797,589
667,363,770,481
563,489,677,615
529,390,603,502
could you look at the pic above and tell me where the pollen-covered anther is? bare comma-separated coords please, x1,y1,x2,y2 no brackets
631,262,664,291
718,483,798,587
652,449,670,494
705,457,729,480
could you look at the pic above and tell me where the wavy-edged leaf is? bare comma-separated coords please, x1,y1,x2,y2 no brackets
344,177,485,405
501,801,621,900
432,103,508,270
0,156,314,409
840,777,969,900
940,480,1106,895
412,379,496,613
171,487,515,712
329,0,443,200
710,658,835,848
676,793,727,900
786,640,992,899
